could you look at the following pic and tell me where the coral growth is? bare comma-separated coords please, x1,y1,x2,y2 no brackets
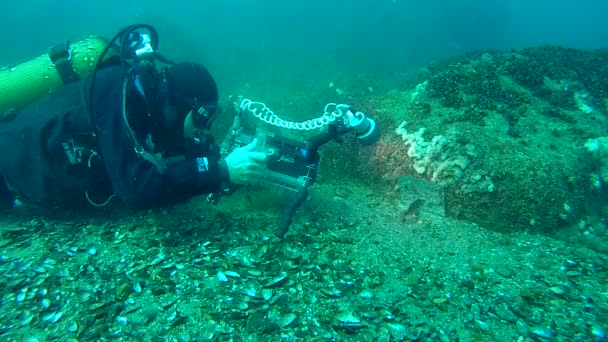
394,121,468,184
367,46,608,233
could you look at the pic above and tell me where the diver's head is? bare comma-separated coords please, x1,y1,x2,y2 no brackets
157,62,219,141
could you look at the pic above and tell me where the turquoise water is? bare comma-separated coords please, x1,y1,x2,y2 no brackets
2,0,608,77
1,1,608,341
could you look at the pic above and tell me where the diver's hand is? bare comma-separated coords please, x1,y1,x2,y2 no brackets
224,138,268,185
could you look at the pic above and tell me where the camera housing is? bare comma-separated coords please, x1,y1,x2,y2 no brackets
220,130,318,192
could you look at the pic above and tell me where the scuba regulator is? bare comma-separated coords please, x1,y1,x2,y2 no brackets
210,99,381,238
89,23,174,128
89,24,218,174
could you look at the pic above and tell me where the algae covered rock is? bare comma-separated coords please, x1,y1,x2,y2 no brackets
360,46,608,232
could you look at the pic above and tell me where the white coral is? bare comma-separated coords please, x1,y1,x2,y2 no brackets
395,121,467,184
395,121,493,193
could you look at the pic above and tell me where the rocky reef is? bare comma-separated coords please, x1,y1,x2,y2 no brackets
351,46,608,237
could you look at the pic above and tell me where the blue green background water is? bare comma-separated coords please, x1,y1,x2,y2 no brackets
1,1,608,340
1,0,606,80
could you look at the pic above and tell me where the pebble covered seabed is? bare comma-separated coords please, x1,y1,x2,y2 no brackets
0,181,606,342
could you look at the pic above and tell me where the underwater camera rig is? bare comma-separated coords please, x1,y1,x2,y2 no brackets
209,98,381,238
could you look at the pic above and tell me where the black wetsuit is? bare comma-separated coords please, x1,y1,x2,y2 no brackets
0,66,229,209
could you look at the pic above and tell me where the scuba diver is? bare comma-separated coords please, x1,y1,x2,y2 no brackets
0,25,268,210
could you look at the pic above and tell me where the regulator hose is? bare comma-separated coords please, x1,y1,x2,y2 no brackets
88,24,159,120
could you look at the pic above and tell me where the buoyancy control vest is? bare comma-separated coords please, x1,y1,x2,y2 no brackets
0,78,111,208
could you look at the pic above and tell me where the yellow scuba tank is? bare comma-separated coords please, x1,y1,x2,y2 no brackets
0,36,111,120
